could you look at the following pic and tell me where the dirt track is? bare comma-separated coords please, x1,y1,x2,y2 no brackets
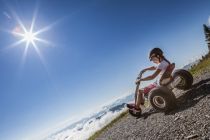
96,70,210,140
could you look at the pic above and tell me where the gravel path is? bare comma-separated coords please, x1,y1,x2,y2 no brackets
96,70,210,140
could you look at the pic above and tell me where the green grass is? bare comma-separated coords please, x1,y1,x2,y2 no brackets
189,53,210,76
88,110,129,140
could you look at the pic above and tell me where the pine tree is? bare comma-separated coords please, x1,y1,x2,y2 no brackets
203,24,210,51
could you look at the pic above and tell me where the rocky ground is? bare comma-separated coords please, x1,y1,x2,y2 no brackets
95,70,210,140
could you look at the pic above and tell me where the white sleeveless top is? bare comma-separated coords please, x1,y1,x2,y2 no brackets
155,60,169,85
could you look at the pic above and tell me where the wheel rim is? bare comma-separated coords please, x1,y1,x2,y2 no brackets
153,96,166,108
177,76,186,87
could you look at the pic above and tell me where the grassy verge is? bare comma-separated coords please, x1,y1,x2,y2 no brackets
88,110,129,140
189,53,210,76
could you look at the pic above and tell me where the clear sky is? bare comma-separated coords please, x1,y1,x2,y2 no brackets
0,0,210,140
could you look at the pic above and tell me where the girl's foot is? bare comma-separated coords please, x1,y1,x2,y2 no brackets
126,103,135,109
127,103,141,111
131,106,142,112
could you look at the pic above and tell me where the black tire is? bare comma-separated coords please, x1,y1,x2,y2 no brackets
172,69,193,90
149,87,176,111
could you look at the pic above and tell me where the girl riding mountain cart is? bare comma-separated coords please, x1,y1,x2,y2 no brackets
127,48,178,112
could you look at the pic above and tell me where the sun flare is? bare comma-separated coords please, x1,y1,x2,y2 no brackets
23,31,36,44
5,6,58,69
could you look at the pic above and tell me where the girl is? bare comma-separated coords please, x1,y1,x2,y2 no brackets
127,48,172,111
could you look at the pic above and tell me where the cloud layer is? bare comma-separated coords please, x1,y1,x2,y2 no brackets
46,108,127,140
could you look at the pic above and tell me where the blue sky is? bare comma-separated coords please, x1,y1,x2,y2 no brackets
0,0,210,139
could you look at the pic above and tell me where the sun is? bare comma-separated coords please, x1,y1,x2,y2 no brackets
10,20,51,68
12,27,38,47
23,31,36,44
4,6,58,69
11,21,49,49
12,24,42,49
3,4,62,71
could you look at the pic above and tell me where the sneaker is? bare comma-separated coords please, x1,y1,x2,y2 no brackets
131,106,142,112
126,103,135,109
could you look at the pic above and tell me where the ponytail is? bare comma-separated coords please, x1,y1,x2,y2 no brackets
162,56,171,64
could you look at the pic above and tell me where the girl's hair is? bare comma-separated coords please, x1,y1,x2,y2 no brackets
160,55,171,64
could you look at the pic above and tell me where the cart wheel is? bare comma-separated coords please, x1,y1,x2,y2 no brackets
149,86,176,111
172,69,193,90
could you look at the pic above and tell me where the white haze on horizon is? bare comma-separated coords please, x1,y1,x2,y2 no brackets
45,108,127,140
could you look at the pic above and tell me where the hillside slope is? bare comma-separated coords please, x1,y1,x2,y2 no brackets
92,56,210,140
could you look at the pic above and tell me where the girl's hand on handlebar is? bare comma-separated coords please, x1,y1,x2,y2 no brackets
135,79,141,85
139,69,146,76
141,69,147,73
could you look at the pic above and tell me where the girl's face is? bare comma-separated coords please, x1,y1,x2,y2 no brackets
151,56,160,64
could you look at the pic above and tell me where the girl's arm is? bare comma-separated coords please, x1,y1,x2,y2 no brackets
138,66,156,76
142,66,156,72
140,69,161,81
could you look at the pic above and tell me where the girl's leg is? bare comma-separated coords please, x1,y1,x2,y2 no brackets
136,89,144,109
